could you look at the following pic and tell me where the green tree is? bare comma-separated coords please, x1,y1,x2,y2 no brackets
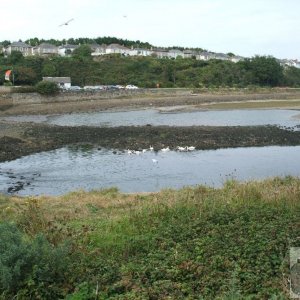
14,66,37,85
247,56,283,86
8,51,24,64
283,66,300,87
72,45,92,60
35,81,59,95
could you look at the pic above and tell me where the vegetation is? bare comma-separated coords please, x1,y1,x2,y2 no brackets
0,177,300,299
1,46,300,88
35,81,60,95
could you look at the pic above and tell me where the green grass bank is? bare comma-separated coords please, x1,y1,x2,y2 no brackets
1,177,300,299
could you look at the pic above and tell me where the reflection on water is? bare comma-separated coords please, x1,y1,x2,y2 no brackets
1,109,300,128
0,145,299,196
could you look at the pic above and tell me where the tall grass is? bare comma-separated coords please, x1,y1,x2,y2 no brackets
0,177,300,299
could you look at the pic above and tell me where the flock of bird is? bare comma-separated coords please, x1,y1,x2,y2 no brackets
126,146,196,163
127,146,196,155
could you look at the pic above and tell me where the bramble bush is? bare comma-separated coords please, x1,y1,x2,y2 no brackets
0,222,72,299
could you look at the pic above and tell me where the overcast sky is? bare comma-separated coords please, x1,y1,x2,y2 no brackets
1,0,299,59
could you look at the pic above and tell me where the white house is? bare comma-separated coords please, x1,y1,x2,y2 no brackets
43,77,71,89
129,47,153,57
33,43,58,56
6,41,32,56
230,56,244,63
106,44,131,56
152,48,169,58
197,51,215,61
214,53,229,61
58,44,78,56
90,43,107,56
183,50,197,59
168,49,184,59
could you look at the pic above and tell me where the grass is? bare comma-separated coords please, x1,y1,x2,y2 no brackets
1,177,300,299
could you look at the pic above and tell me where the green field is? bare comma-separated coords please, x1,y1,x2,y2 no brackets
1,177,300,299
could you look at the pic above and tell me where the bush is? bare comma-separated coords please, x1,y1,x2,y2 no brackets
0,222,72,299
12,86,37,93
35,81,59,95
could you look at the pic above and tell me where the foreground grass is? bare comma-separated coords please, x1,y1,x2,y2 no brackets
1,177,300,299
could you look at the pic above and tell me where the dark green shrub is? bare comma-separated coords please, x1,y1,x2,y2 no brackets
35,81,59,95
0,222,71,299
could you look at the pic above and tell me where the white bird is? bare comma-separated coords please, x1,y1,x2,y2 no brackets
134,150,141,155
177,146,186,152
152,159,158,163
59,18,74,26
127,149,133,155
142,149,147,153
149,146,154,151
187,146,196,151
161,146,170,152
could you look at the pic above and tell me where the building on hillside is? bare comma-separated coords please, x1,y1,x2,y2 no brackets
106,44,131,56
6,41,32,56
58,44,78,56
152,48,169,58
214,53,229,61
129,47,153,57
33,43,58,56
90,43,107,56
230,55,244,63
168,49,184,59
42,77,71,89
196,51,215,61
183,50,197,59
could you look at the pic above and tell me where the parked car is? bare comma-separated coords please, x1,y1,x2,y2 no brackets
68,86,82,91
125,84,139,89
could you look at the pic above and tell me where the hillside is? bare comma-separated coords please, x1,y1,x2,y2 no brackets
1,45,300,88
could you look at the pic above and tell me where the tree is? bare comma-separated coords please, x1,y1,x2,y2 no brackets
36,81,59,95
8,51,24,64
248,56,284,86
14,66,37,85
72,45,92,61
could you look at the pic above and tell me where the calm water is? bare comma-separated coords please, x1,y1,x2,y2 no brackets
0,146,299,196
2,108,300,128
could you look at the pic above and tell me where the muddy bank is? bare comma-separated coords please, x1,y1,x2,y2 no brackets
1,90,300,116
1,122,300,162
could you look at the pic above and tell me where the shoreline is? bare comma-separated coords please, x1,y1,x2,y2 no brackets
1,89,300,116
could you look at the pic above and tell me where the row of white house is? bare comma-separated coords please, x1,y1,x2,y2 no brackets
1,41,244,63
1,41,299,67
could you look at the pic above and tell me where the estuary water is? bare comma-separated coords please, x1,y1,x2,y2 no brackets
2,108,300,128
0,145,299,196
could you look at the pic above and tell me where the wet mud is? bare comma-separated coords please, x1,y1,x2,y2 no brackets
1,122,300,163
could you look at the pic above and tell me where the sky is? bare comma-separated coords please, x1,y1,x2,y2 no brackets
1,0,299,59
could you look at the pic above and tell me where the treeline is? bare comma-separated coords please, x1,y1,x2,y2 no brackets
1,48,300,88
0,36,153,49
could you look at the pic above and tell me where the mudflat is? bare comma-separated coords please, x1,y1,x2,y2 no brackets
1,90,300,162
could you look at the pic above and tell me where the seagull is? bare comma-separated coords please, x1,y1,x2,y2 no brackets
59,18,74,26
152,159,158,163
149,146,154,151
